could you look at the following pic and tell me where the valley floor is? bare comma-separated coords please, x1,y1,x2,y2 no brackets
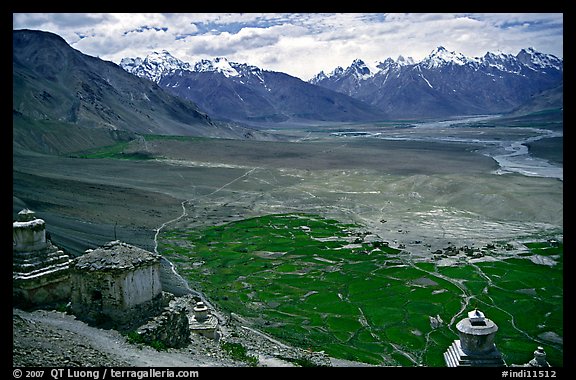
13,130,562,258
12,120,563,367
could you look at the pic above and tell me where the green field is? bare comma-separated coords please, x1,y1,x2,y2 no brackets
158,213,563,367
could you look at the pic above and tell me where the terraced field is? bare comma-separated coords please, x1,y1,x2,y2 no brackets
158,213,563,367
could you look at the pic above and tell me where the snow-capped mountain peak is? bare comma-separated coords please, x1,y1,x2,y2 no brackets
516,47,563,70
420,46,473,69
310,71,329,83
121,50,191,83
120,50,271,84
146,50,182,65
193,57,240,78
345,59,374,80
483,50,511,61
481,51,521,73
323,66,344,79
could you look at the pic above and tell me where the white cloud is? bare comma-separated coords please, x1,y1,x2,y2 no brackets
13,13,563,80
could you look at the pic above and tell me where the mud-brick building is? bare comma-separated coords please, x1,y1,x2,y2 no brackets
70,240,165,328
13,209,71,307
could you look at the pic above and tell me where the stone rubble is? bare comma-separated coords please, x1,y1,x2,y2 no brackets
12,306,342,367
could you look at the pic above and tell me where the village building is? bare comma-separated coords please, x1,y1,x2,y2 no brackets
13,209,71,307
444,309,506,367
69,240,166,329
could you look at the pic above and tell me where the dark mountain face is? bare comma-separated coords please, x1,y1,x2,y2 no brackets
158,69,389,124
121,53,389,125
159,70,283,123
310,47,563,119
12,29,261,142
507,84,563,117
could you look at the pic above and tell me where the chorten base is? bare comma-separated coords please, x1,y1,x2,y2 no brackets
444,340,507,367
13,244,71,307
189,314,219,340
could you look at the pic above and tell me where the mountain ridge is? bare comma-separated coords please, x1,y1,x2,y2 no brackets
120,46,562,121
13,29,277,154
13,29,213,134
309,46,563,118
311,46,562,82
120,51,389,125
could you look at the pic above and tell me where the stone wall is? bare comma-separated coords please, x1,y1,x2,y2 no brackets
70,266,165,329
120,265,163,309
13,276,70,308
136,299,191,348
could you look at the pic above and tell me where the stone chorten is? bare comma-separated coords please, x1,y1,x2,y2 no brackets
189,300,219,339
444,309,506,367
511,346,551,367
527,346,550,367
13,209,71,307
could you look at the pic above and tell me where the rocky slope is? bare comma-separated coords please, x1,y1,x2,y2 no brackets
13,306,374,368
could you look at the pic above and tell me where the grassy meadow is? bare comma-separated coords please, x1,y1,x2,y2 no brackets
158,213,563,367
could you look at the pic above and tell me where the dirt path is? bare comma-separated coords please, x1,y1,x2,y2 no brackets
13,308,242,367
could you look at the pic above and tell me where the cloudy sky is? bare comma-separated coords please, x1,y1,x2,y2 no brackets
12,13,563,81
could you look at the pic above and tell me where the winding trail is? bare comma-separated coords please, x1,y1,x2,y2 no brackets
151,166,260,319
153,166,259,255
